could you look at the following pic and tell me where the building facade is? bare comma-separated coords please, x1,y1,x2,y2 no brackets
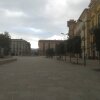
77,8,90,58
38,40,63,55
89,0,100,59
67,20,77,38
11,39,31,56
67,0,100,59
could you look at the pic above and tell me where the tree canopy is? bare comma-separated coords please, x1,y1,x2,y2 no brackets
55,41,66,56
46,48,54,58
0,32,11,56
66,36,81,54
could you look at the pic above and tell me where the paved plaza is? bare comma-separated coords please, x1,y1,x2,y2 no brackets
0,56,100,100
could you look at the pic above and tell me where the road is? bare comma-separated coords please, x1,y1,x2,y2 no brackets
0,56,100,100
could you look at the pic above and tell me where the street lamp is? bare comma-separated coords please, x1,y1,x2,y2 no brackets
61,33,68,40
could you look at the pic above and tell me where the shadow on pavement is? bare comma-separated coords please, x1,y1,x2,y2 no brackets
93,69,100,72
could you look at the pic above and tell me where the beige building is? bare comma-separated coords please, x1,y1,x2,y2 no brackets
67,20,77,38
67,0,100,59
38,40,63,55
67,9,90,58
88,0,100,59
76,8,90,58
11,39,31,56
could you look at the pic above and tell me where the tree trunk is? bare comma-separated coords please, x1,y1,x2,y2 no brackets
99,51,100,64
65,53,66,61
70,52,72,63
76,54,78,64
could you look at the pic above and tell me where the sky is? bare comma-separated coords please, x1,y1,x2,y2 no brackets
0,0,90,48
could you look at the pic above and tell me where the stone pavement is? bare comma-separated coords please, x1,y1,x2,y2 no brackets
0,56,100,100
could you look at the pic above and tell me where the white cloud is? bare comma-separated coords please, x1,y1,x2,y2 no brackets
5,10,26,17
45,0,67,19
0,8,27,18
47,35,64,40
0,0,90,48
10,26,43,34
29,39,39,49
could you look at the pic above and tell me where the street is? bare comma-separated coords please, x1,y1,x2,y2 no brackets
0,56,100,100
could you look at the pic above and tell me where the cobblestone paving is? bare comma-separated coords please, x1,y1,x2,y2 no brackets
0,56,100,100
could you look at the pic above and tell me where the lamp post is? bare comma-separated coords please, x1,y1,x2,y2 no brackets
61,33,68,40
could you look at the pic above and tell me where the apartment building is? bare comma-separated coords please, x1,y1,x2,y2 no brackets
11,39,31,56
38,40,63,55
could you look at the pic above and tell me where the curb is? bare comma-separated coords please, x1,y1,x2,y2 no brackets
0,58,17,65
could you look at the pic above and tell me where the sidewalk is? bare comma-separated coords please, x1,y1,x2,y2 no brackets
53,56,100,68
85,59,100,68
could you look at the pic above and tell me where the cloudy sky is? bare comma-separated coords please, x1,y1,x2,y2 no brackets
0,0,90,48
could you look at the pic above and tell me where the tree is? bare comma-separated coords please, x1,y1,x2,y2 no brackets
46,48,54,58
0,32,11,57
55,41,66,60
66,36,81,63
73,36,82,64
66,38,74,62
